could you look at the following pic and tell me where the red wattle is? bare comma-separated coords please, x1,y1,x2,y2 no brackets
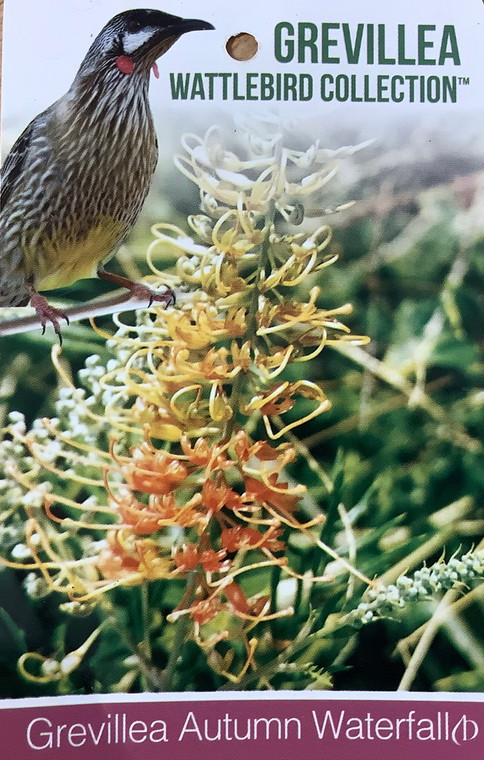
116,55,135,75
152,62,160,79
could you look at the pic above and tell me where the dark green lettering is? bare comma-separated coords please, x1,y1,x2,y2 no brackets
363,75,376,102
300,73,313,100
350,76,362,101
343,23,364,64
321,23,340,63
246,73,258,100
418,25,436,65
442,76,457,102
320,73,334,101
378,24,396,64
406,74,418,101
439,26,461,65
219,72,231,100
391,75,405,102
261,73,274,100
367,24,374,64
284,73,298,100
233,73,245,100
205,73,217,99
190,73,205,100
398,24,415,64
377,74,390,101
298,23,318,63
426,75,440,102
274,22,294,63
169,73,190,99
335,74,348,101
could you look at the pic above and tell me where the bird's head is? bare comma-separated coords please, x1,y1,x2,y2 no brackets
80,8,214,77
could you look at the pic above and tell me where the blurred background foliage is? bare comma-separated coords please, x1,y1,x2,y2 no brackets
1,111,484,696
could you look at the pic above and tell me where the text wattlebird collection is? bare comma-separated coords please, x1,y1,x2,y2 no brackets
0,8,214,340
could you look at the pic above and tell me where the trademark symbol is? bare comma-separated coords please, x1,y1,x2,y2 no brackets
458,77,470,85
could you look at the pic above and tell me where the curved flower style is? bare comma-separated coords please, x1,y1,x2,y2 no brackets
0,118,371,681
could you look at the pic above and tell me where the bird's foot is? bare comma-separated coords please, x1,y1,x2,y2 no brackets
29,290,69,344
127,281,175,307
97,269,175,307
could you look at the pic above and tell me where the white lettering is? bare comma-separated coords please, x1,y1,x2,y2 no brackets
68,723,87,748
178,711,203,741
312,709,345,739
27,718,53,751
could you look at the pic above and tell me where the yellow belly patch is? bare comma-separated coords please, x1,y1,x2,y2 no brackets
28,218,126,292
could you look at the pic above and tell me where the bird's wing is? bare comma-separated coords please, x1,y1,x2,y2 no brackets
1,118,37,209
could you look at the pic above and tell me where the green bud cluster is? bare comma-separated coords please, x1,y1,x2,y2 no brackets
348,551,484,627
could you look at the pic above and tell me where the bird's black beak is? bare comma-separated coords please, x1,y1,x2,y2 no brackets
135,16,214,63
169,18,215,35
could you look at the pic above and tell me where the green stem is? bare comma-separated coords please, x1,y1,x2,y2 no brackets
99,599,164,691
139,584,152,691
398,589,460,691
333,343,482,454
217,611,344,691
160,613,192,692
377,497,474,587
223,199,277,442
160,571,197,691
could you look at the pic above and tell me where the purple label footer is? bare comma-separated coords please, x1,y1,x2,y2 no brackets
1,693,483,760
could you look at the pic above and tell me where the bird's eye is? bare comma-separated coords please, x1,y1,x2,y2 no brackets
128,20,143,33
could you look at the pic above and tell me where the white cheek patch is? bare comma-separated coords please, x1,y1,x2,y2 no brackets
123,28,159,54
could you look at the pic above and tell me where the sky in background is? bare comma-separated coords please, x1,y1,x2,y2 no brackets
2,0,223,125
2,0,483,146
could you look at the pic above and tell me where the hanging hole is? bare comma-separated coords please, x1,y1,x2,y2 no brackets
226,33,258,61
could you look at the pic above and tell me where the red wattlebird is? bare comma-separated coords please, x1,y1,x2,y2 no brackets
0,9,214,340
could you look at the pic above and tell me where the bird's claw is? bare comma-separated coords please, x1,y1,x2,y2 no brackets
129,283,175,308
30,291,69,345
